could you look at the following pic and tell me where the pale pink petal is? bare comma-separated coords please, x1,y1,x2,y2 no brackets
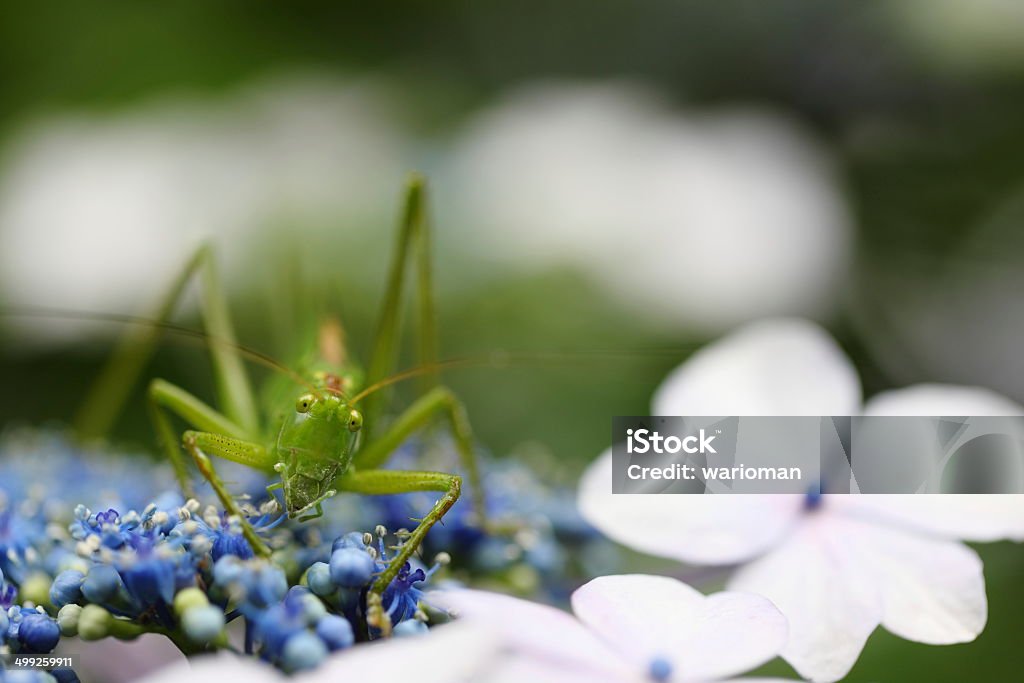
71,633,186,683
305,621,498,683
728,514,883,683
578,448,804,564
432,588,628,679
571,574,788,682
859,523,986,644
863,384,1024,417
843,495,1024,542
482,656,625,683
652,318,861,416
137,652,284,683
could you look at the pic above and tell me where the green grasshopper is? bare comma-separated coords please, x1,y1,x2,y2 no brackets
70,175,486,631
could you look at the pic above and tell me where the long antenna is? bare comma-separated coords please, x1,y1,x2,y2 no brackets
348,347,699,405
1,306,320,395
2,305,702,410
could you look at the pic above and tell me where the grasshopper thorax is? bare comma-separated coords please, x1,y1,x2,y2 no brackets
275,392,362,517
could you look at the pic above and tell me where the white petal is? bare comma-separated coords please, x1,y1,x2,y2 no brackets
431,588,627,679
137,652,284,683
578,448,804,564
304,621,498,683
844,495,1024,542
482,656,626,683
728,514,883,683
859,524,986,644
571,574,788,682
863,383,1024,416
860,384,1024,537
652,318,861,416
860,384,1024,497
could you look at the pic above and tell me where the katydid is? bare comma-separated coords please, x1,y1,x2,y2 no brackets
72,175,486,633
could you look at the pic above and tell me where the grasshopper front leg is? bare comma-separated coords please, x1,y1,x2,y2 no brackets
335,469,461,635
354,386,485,522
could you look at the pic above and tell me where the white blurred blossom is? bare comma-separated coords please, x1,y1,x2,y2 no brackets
0,73,411,335
441,84,852,331
578,318,1024,682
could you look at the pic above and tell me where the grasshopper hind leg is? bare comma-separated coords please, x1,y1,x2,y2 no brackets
336,468,461,636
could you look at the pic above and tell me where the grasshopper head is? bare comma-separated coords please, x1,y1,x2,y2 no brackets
277,392,362,517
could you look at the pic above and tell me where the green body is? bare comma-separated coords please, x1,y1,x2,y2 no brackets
277,389,359,515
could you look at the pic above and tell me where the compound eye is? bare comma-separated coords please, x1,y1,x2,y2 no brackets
347,409,363,432
296,394,315,414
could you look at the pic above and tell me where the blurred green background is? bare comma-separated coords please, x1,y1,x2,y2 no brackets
1,2,1023,680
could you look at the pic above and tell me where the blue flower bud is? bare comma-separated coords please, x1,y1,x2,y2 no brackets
0,608,9,639
250,566,288,608
393,619,428,638
282,631,327,672
81,565,123,604
285,587,326,625
18,611,61,653
331,532,367,552
50,570,85,609
315,614,354,651
329,548,375,588
306,563,334,597
212,556,244,586
182,605,225,644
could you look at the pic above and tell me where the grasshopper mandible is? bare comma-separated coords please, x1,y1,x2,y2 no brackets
71,175,486,631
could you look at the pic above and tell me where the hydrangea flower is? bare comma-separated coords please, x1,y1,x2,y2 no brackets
578,318,1024,681
0,432,460,679
0,430,627,680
